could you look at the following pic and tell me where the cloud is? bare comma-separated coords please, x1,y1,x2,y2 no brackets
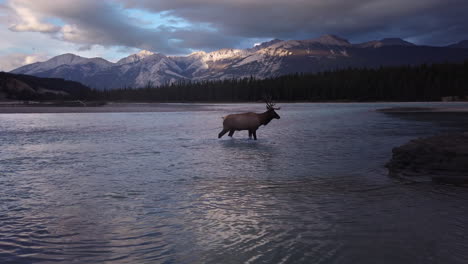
0,22,138,70
0,53,47,71
1,0,468,61
122,0,468,45
3,0,241,54
8,1,59,32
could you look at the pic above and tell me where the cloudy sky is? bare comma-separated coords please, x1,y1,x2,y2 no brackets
0,0,467,71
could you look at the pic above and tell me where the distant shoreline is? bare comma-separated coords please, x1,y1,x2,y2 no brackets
0,102,217,113
1,101,468,114
377,106,468,113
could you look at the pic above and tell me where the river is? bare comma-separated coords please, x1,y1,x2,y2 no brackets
1,103,468,263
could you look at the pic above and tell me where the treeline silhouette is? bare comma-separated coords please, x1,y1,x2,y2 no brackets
0,72,94,101
96,62,468,102
3,62,468,102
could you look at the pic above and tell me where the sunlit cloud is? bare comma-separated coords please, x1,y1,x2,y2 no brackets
0,53,47,71
0,0,467,71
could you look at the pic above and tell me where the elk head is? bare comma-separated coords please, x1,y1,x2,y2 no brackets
264,96,281,119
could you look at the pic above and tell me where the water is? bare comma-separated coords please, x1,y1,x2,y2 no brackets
1,103,468,263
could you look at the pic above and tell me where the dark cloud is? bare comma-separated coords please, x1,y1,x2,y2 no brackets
4,0,468,55
123,0,468,45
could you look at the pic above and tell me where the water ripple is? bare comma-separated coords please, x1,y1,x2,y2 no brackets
1,103,468,263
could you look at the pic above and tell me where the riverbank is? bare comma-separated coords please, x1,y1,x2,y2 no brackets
378,106,468,113
0,102,217,113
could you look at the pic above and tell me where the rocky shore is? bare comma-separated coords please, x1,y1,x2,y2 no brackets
386,132,468,185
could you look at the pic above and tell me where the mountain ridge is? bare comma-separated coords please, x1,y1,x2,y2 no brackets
11,35,468,90
447,40,468,49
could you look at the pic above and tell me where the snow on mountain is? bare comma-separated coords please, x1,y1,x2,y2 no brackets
12,54,83,75
117,50,155,65
249,39,284,52
173,51,209,76
10,35,468,90
12,53,113,76
203,48,246,62
132,53,186,87
41,53,89,66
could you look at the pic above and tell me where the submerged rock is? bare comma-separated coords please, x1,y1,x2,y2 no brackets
387,132,468,184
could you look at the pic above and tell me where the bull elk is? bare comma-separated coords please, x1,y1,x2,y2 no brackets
218,98,281,140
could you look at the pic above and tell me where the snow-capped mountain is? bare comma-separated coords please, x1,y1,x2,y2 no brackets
117,50,155,65
11,35,468,90
13,53,112,76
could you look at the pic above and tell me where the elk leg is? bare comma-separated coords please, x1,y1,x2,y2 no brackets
253,130,257,140
218,128,228,138
228,129,235,137
248,130,253,139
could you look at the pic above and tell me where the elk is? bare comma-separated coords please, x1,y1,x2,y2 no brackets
218,98,281,140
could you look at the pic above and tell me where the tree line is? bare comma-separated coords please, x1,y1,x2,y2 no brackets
95,61,468,102
0,72,94,101
3,61,468,102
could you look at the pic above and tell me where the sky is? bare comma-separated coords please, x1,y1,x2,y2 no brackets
0,0,467,71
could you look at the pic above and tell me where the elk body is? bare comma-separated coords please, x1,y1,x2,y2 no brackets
218,100,280,140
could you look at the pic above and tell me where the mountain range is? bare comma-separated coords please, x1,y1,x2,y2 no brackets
11,35,468,90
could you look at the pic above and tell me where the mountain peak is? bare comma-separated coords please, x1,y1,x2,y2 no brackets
205,48,245,61
117,50,156,65
136,50,155,58
251,39,284,51
57,53,79,57
10,53,111,75
380,38,414,46
49,53,85,64
24,53,88,69
188,51,207,57
308,34,351,46
447,40,468,49
46,53,113,67
359,38,414,48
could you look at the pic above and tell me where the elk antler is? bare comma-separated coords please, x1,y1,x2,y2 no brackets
263,95,280,110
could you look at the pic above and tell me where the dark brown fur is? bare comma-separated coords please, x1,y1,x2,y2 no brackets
218,105,280,140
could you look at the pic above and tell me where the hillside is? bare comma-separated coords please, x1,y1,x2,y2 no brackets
0,72,94,101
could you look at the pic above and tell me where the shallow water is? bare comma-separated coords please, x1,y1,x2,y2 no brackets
1,103,468,263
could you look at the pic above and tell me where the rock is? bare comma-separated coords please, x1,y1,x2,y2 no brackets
386,132,468,184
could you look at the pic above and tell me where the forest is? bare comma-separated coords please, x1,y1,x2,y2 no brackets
3,61,468,102
96,61,468,102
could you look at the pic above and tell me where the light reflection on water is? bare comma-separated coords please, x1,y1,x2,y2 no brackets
1,103,468,263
